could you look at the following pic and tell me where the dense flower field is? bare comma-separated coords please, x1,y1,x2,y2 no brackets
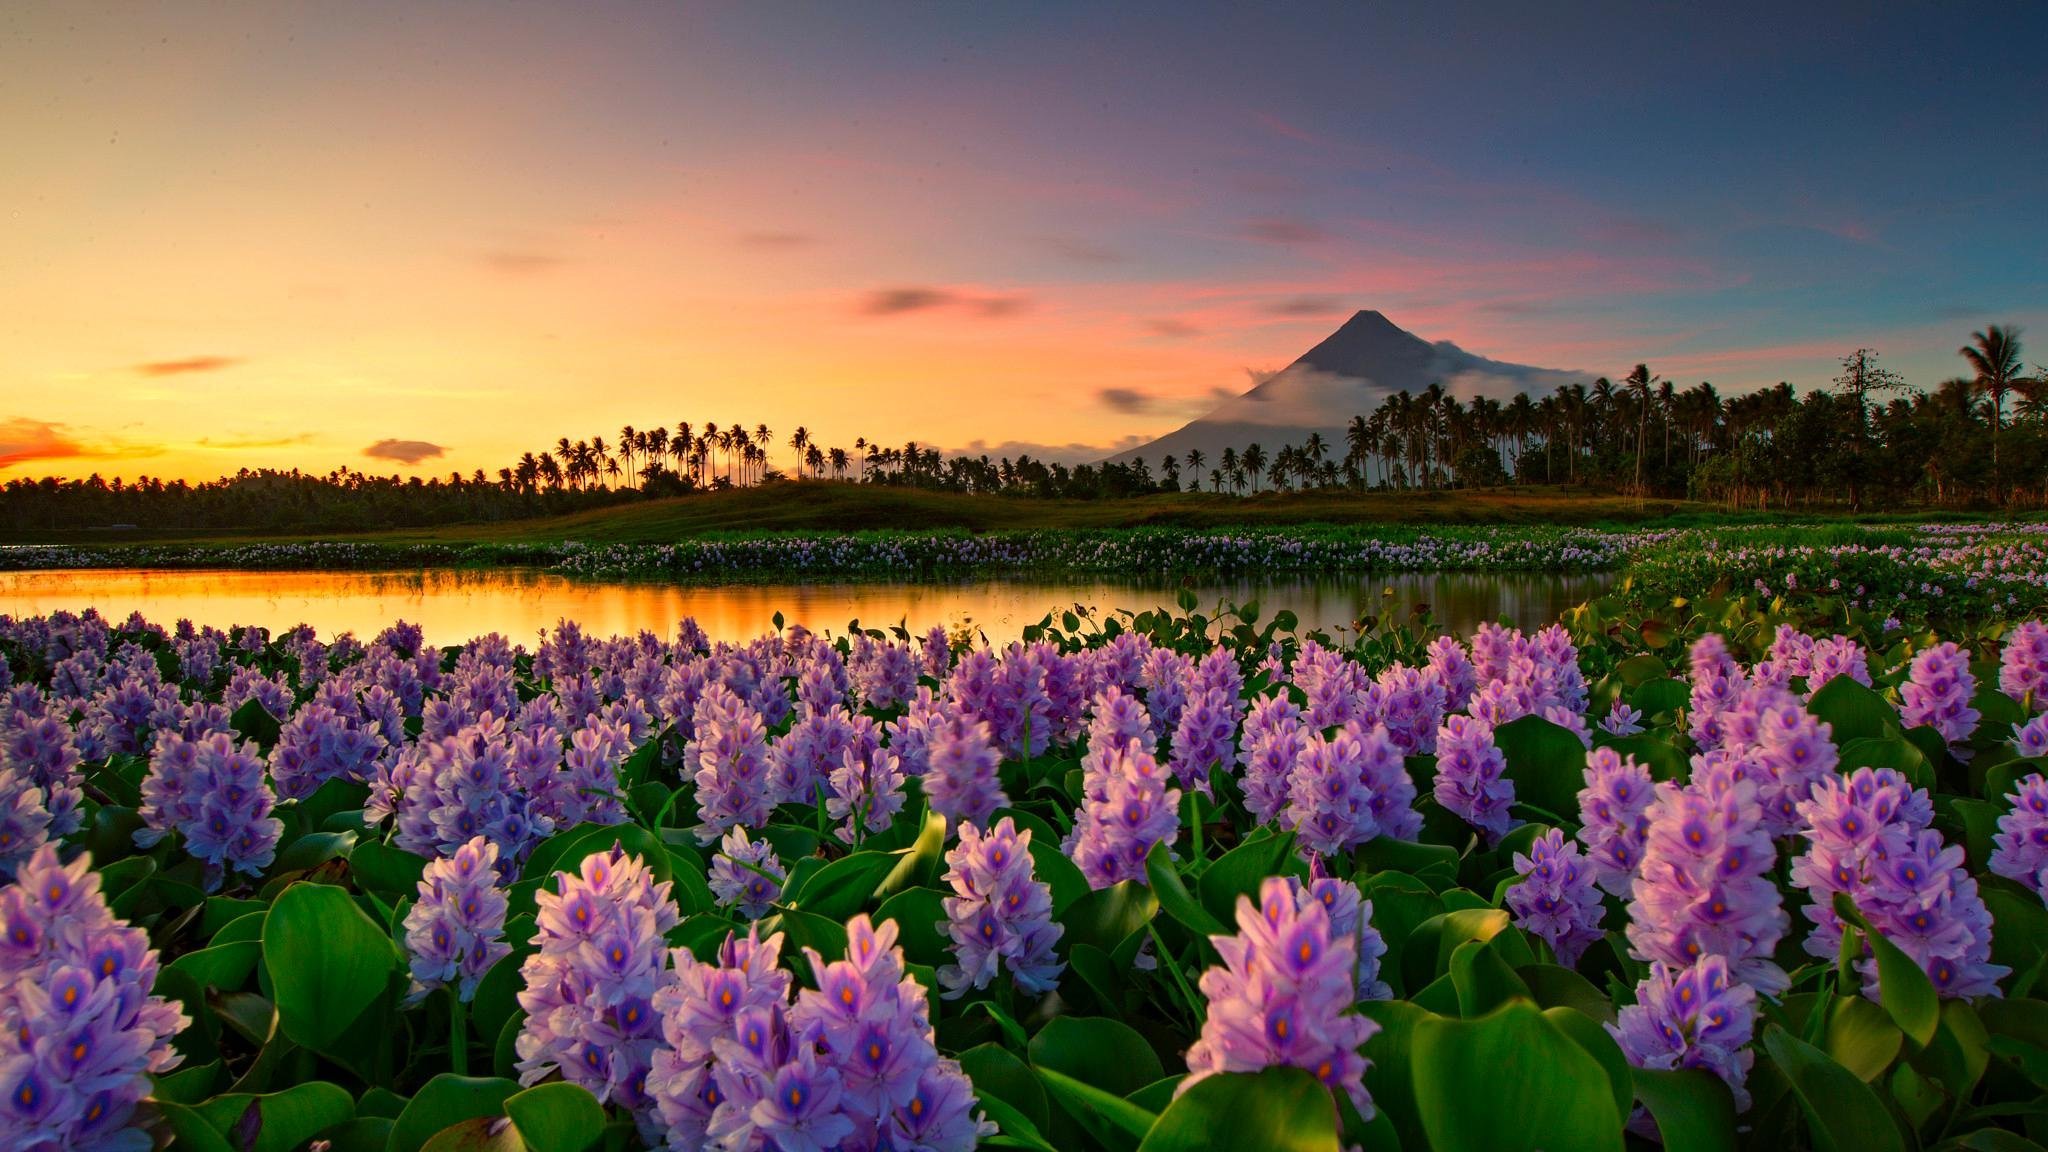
2,583,2048,1150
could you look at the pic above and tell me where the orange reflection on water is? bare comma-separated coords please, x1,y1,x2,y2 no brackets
0,568,1611,645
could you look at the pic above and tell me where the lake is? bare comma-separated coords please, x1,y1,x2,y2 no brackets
0,567,1613,644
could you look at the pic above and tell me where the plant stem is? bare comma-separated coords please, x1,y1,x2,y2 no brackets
449,989,469,1076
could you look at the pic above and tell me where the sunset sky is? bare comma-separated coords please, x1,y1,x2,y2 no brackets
4,1,2045,482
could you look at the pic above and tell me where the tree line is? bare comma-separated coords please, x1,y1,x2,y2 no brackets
1,326,2039,532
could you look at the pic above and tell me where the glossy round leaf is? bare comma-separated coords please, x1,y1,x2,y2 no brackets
1136,1066,1341,1152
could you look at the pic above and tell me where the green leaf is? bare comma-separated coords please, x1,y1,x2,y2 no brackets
1631,1067,1739,1152
1832,892,1938,1046
1761,1023,1906,1152
871,887,952,969
230,697,282,750
349,839,430,899
960,1042,1052,1134
1062,881,1160,955
1492,714,1591,820
189,1082,355,1152
1025,832,1089,915
1449,938,1528,1018
757,907,848,964
1146,840,1227,937
1543,1006,1633,1124
504,1082,604,1152
1411,999,1624,1152
976,1092,1060,1152
387,1074,520,1152
263,881,401,1056
1035,1067,1159,1152
1196,825,1295,927
1136,1066,1341,1152
875,810,948,899
519,821,673,888
1029,1016,1165,1098
1402,907,1511,993
1809,677,1901,744
1825,994,1903,1081
1628,677,1691,715
788,850,896,921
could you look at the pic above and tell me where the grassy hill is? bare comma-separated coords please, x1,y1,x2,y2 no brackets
0,482,1978,548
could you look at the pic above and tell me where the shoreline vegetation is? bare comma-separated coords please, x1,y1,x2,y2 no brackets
3,516,2045,629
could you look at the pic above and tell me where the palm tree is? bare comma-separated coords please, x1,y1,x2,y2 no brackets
789,427,811,478
828,446,849,480
1625,364,1658,494
1241,443,1266,493
1962,326,2027,500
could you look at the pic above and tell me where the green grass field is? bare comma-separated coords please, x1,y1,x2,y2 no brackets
0,482,2010,548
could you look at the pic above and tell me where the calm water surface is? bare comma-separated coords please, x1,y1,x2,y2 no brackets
0,568,1612,644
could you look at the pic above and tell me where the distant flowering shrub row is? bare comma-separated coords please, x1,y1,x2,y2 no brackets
1,525,1646,580
0,587,2045,1149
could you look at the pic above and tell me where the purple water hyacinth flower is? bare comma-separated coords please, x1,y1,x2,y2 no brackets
1608,955,1757,1110
1628,769,1790,997
1292,639,1366,730
1578,746,1655,898
1182,876,1379,1119
850,636,919,711
1139,647,1197,733
921,713,1008,835
1433,714,1518,845
2002,620,2048,710
938,817,1064,998
1545,704,1594,748
1358,721,1423,842
882,687,948,778
647,926,794,1149
381,714,550,871
1287,724,1378,855
137,731,282,890
1070,737,1180,889
0,710,82,840
402,835,512,1004
771,705,858,806
1794,767,2006,998
888,1059,995,1152
827,744,906,846
1169,686,1236,796
921,625,952,680
1598,698,1646,738
707,828,787,918
1507,828,1606,968
0,845,187,1152
691,692,777,844
1688,634,1748,751
1426,634,1478,714
1374,663,1446,755
269,701,388,801
560,719,632,827
1991,777,2048,894
1297,863,1393,999
0,767,53,877
1239,693,1308,826
2016,715,2048,761
1807,635,1873,695
1723,686,1839,837
1900,641,1980,753
791,915,987,1149
516,847,681,1131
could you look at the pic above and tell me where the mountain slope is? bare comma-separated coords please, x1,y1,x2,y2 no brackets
1106,310,1582,467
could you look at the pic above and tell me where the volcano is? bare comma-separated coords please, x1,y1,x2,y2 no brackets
1105,310,1582,467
